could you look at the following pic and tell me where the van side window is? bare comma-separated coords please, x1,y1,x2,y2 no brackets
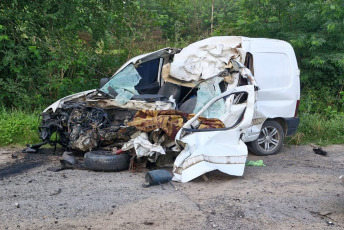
136,58,160,87
135,58,161,94
244,52,254,75
252,53,291,90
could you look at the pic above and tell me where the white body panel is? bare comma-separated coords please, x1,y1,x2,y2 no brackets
173,85,255,183
241,38,300,141
241,38,300,118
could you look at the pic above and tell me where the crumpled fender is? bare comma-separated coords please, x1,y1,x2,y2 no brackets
173,85,255,182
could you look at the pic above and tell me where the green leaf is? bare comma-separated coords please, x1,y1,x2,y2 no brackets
0,35,9,41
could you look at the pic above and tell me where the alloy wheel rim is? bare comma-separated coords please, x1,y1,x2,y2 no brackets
257,126,280,152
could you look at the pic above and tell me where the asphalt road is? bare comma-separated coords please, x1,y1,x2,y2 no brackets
1,145,344,230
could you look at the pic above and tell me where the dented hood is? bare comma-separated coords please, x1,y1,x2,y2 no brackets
43,89,96,113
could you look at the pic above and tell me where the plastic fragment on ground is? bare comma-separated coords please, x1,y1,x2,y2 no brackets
145,169,172,186
313,147,327,156
245,160,266,167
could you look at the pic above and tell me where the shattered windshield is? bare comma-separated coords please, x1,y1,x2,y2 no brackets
100,64,141,105
193,77,226,119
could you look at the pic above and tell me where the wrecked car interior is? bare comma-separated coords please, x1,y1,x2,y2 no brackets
31,36,259,182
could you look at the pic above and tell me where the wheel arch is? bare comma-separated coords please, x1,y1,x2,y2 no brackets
266,117,287,137
248,118,285,156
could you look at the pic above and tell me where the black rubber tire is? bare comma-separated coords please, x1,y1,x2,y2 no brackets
248,120,284,156
99,78,109,88
84,150,130,172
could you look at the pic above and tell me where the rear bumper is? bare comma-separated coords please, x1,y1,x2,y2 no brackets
285,117,300,136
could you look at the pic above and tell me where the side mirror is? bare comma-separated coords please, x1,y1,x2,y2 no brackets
99,78,109,88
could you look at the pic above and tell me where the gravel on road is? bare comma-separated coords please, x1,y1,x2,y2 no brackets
1,145,344,230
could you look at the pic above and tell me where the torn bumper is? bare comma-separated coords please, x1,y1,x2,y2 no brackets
173,131,248,182
285,117,300,136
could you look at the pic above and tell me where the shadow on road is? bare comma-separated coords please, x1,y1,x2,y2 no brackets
0,148,63,179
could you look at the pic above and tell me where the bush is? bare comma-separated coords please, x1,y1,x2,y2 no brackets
287,113,344,145
0,108,41,146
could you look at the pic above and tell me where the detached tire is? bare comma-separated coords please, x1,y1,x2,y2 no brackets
249,120,284,156
84,150,130,172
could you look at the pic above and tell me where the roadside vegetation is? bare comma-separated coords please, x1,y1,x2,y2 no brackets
0,0,343,147
286,113,344,146
0,107,40,146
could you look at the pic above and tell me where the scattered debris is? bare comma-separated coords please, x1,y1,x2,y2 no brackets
311,144,328,156
22,142,47,153
237,210,245,218
22,147,37,153
143,169,173,189
339,175,344,187
202,174,209,182
61,152,78,165
47,154,85,172
326,220,334,226
245,160,266,167
319,211,332,216
47,167,65,172
122,132,166,161
313,147,327,156
50,188,62,196
143,221,154,225
208,210,216,215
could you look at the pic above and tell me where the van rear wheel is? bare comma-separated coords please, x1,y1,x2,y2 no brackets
249,120,284,156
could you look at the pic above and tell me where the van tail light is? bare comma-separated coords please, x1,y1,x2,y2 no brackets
294,100,300,117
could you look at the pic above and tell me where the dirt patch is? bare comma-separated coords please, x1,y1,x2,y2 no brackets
1,145,344,229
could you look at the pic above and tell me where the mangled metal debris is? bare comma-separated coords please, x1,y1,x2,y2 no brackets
29,36,300,182
173,85,255,182
122,132,166,161
170,36,244,81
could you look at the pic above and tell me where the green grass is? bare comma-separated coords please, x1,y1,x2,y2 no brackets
0,108,41,146
286,113,344,146
0,109,343,147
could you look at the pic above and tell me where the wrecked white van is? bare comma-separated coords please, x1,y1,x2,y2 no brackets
34,36,300,182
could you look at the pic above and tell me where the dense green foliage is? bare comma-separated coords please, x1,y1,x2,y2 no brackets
236,0,344,115
0,1,343,146
286,113,344,145
0,0,162,108
0,107,40,146
1,0,344,113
